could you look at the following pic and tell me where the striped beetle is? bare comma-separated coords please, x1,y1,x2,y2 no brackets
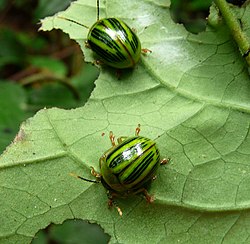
72,125,168,216
58,0,151,69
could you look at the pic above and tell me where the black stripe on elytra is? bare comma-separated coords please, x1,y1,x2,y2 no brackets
111,18,139,54
108,18,128,36
108,137,141,168
90,28,127,62
107,18,134,56
155,148,160,161
130,31,139,53
108,137,151,169
91,28,120,51
123,150,155,184
108,18,139,55
88,40,119,62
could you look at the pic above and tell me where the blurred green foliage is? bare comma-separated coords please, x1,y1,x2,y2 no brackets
0,0,99,153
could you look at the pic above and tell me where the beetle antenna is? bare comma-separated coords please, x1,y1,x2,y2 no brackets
57,16,89,29
97,0,100,21
70,173,99,183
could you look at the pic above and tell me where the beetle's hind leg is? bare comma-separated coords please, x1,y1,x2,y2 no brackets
142,189,154,203
141,48,152,54
133,188,154,203
150,158,170,180
107,191,123,216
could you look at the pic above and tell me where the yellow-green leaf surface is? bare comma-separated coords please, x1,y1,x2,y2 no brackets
1,0,250,243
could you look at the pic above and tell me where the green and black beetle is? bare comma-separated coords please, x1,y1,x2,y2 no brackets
58,0,151,69
72,125,168,216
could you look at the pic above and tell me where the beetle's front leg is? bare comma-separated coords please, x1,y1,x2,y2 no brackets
117,124,141,143
135,124,141,136
109,131,116,146
90,166,101,180
117,136,128,144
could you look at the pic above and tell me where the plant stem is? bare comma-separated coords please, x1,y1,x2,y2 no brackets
214,0,250,67
20,73,81,100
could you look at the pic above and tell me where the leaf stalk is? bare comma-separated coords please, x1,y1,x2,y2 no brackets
214,0,250,67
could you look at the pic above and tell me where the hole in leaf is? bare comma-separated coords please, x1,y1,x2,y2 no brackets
170,0,213,34
32,219,110,244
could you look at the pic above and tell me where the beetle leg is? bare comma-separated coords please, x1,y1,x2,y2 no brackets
130,29,152,55
243,49,250,57
135,124,141,136
152,175,157,181
117,136,128,144
117,124,140,143
90,166,101,180
85,41,91,49
160,158,170,165
141,48,152,54
107,192,123,216
109,131,116,146
142,189,154,203
132,188,154,203
116,69,122,79
94,59,104,66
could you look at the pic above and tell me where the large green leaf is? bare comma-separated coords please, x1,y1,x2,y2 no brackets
1,0,250,243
